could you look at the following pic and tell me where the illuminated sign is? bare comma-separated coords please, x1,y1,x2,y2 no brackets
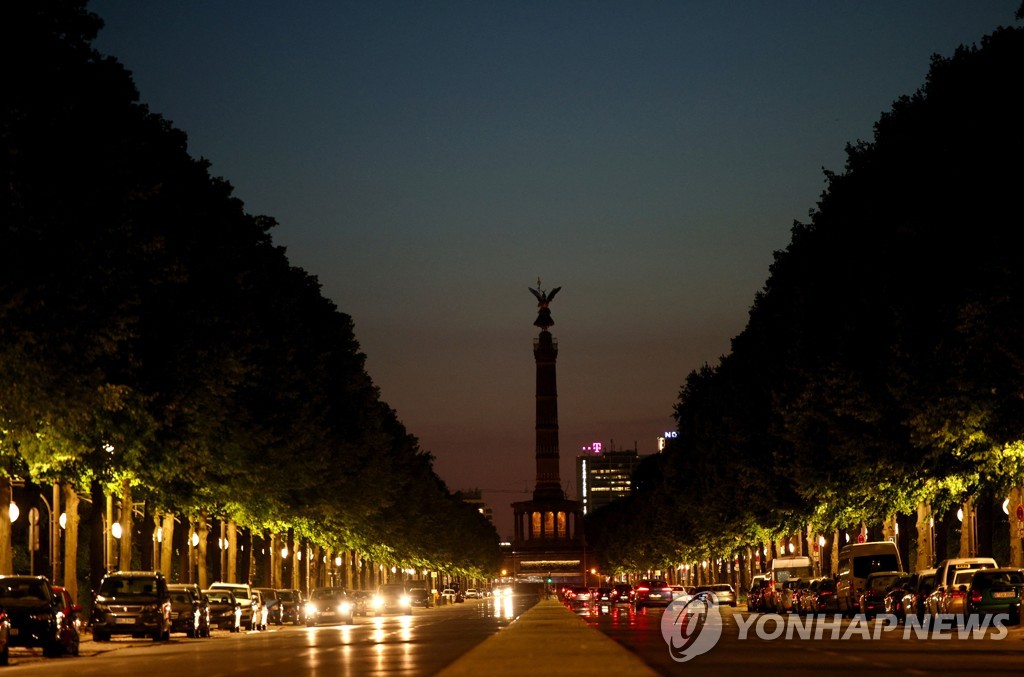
581,442,602,454
664,431,678,438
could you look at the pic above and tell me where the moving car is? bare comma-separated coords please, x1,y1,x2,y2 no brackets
697,583,737,607
305,587,355,626
0,575,66,656
633,579,672,609
373,584,413,615
610,583,633,606
203,588,241,632
91,570,172,642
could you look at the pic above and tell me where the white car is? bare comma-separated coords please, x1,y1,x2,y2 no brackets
465,588,479,599
441,589,457,602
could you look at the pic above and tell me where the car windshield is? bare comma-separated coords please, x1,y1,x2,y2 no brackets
278,591,296,602
311,589,343,601
98,576,158,597
0,579,49,601
170,592,192,604
974,571,1024,588
953,570,978,586
205,592,233,603
868,575,900,591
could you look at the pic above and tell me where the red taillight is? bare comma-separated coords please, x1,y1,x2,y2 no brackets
970,590,982,603
637,586,649,593
952,591,965,599
662,588,673,594
819,591,833,597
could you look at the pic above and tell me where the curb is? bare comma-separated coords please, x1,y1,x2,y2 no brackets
438,598,657,676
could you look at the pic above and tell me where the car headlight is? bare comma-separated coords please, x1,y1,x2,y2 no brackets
304,602,317,616
399,595,410,607
338,602,351,614
372,596,384,608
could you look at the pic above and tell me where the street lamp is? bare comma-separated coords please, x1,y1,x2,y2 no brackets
8,503,19,523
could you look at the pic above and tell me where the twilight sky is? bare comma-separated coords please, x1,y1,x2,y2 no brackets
89,1,1019,540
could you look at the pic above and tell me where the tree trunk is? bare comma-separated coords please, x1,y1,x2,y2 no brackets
119,478,132,571
160,512,174,580
959,498,974,558
139,502,155,570
831,529,840,576
1008,486,1024,568
227,521,238,583
915,503,932,571
89,479,105,591
0,476,12,575
197,511,209,588
62,484,81,602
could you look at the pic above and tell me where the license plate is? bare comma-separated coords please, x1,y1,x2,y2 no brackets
650,594,661,599
992,591,1015,598
116,617,135,625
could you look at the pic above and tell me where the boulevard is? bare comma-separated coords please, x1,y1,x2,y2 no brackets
3,595,535,676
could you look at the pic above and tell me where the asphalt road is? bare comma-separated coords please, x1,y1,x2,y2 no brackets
4,594,536,675
581,603,1024,676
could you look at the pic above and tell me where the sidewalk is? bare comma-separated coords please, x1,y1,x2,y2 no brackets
438,598,657,676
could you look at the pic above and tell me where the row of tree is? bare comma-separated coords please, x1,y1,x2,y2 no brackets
588,16,1024,576
0,0,501,602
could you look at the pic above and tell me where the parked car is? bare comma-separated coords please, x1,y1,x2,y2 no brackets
440,588,458,604
168,584,210,637
746,577,768,612
91,570,172,642
814,578,839,613
255,588,283,626
795,579,819,614
305,587,355,626
881,575,912,620
776,579,801,614
408,586,433,608
633,579,672,609
0,575,67,656
209,582,256,629
203,588,241,632
858,571,906,619
0,607,9,665
836,541,902,616
901,570,935,623
965,568,1024,623
464,588,479,599
929,558,997,615
52,585,81,656
373,584,413,615
277,589,305,624
930,569,980,615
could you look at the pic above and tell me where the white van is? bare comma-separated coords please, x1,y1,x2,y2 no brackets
836,541,902,615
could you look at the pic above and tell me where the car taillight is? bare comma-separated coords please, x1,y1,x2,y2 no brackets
819,591,832,596
637,587,649,593
970,590,982,603
952,590,965,599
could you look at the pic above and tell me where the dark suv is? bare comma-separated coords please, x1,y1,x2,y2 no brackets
633,579,672,609
91,571,172,641
0,575,66,656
